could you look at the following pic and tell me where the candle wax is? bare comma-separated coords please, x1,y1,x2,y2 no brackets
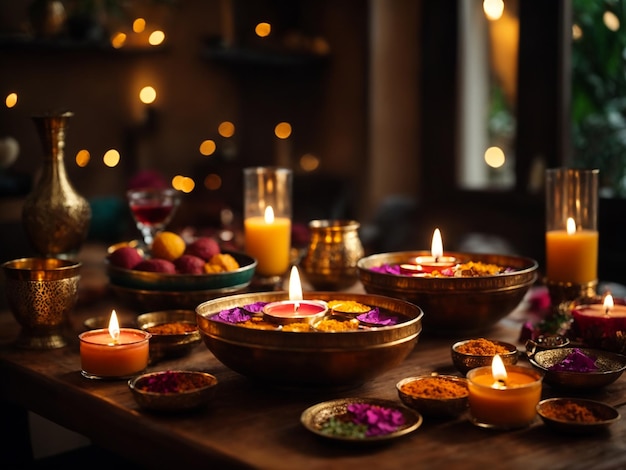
545,229,598,284
572,303,626,339
467,366,542,429
244,216,291,277
265,302,326,317
79,328,150,378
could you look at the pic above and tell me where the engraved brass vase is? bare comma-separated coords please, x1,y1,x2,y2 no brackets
22,112,91,257
300,219,364,291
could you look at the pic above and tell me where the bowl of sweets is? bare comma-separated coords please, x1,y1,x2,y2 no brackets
107,234,256,310
528,347,626,389
128,370,218,412
357,251,538,334
196,291,423,388
451,338,519,374
136,310,201,361
536,397,620,435
396,374,469,418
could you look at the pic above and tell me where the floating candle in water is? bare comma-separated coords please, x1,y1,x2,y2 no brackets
79,310,151,379
400,228,457,275
263,266,327,324
467,354,543,429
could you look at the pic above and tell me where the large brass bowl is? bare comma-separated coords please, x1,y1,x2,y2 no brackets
196,291,423,388
357,251,538,335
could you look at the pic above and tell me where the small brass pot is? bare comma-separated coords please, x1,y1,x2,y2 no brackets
2,257,81,349
300,219,364,291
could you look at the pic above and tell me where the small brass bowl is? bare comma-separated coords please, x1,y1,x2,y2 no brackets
136,310,201,361
396,375,469,418
1,257,81,349
451,339,519,374
357,251,538,335
529,347,626,389
537,398,620,434
128,370,218,412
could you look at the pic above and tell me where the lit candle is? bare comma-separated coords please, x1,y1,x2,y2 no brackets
546,217,598,285
467,355,543,429
400,228,457,275
263,266,328,325
244,205,291,277
79,310,151,379
571,293,626,345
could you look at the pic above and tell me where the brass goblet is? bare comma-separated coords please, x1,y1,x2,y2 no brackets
2,257,81,349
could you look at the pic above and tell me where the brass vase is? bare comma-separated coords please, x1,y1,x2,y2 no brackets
22,112,91,258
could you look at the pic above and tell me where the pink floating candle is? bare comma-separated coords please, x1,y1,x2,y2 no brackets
263,266,328,325
79,310,151,379
400,228,457,275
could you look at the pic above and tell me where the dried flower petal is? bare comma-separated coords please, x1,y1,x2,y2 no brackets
356,308,398,326
214,307,251,324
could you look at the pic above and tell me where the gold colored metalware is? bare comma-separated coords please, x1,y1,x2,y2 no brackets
357,251,538,335
136,310,201,362
1,257,81,349
451,339,519,374
299,219,364,290
196,291,423,388
22,111,91,257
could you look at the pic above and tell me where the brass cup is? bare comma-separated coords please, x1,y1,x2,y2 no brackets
2,257,81,349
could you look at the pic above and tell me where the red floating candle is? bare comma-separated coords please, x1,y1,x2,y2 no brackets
400,228,457,275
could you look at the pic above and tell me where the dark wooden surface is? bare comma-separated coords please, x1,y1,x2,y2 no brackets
2,253,626,470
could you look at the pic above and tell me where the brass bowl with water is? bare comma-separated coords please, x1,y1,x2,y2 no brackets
196,291,423,388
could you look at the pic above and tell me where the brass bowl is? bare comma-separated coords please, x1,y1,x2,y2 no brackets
529,347,626,389
1,257,81,349
537,398,620,434
109,283,248,311
396,375,469,418
196,291,423,388
136,310,201,361
451,339,519,374
357,251,538,335
128,370,218,412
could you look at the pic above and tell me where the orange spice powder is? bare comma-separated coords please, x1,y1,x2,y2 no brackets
401,376,468,399
456,338,510,356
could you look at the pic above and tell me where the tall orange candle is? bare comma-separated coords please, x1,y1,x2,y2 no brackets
244,206,291,277
467,355,543,429
79,310,151,379
546,217,598,284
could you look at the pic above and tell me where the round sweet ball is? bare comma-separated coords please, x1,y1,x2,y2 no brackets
109,246,144,270
174,254,206,274
134,258,176,274
185,237,221,261
151,231,186,262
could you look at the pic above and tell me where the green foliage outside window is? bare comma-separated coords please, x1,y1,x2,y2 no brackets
571,0,626,196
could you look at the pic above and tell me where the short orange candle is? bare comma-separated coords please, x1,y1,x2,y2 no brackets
79,310,151,379
467,355,543,429
244,206,291,277
546,217,598,284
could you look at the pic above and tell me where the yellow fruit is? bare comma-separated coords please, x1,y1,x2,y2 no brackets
151,231,186,261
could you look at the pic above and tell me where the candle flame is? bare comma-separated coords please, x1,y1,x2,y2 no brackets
288,266,303,312
566,217,577,235
108,309,120,343
431,228,444,259
604,293,614,315
264,205,275,224
491,354,507,388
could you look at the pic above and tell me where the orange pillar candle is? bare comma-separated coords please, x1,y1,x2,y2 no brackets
545,217,598,284
244,206,291,277
467,355,543,429
79,310,151,379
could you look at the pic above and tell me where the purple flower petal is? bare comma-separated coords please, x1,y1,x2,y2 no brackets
214,307,251,324
356,307,398,326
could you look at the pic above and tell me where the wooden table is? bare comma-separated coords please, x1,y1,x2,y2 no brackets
2,257,626,469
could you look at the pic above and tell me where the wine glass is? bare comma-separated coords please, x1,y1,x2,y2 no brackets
127,188,181,247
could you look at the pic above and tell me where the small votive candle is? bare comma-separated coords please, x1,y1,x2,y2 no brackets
79,310,151,379
263,299,328,325
467,355,543,429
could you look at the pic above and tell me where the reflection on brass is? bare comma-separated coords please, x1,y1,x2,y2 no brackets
1,257,81,349
545,278,597,306
22,111,91,257
300,219,364,291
